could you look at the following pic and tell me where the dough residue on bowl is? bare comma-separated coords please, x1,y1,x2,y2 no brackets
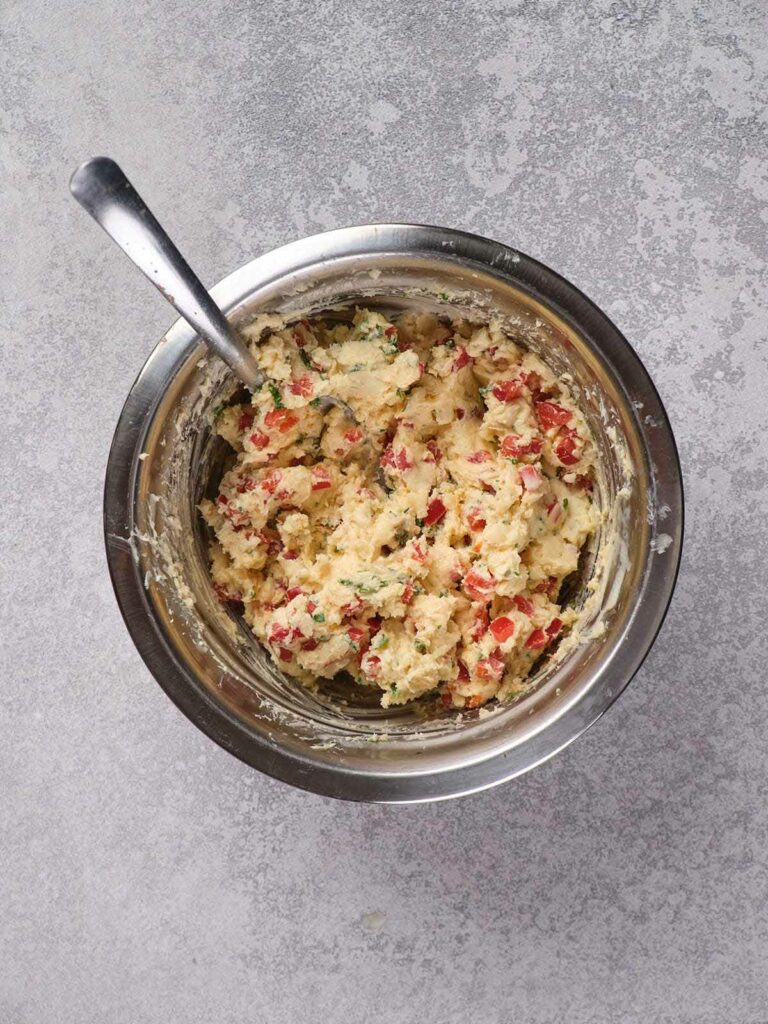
200,309,599,709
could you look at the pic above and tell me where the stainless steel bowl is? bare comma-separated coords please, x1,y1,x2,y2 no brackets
104,224,683,802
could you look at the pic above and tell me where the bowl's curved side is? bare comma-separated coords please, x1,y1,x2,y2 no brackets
104,224,683,802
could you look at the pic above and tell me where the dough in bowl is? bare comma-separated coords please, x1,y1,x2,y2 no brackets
200,309,599,709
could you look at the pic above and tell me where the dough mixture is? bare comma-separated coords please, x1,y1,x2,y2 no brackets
201,309,600,709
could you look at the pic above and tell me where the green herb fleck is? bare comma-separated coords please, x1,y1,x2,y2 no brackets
311,611,326,623
375,634,390,650
299,349,313,369
389,683,398,693
562,498,569,509
212,403,226,421
415,640,427,654
340,577,386,596
507,457,519,465
267,382,284,408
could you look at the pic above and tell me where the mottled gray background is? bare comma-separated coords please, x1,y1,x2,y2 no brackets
3,0,768,1021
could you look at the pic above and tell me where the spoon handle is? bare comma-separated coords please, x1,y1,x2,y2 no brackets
69,156,264,392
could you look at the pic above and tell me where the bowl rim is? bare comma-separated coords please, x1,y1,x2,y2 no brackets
104,223,684,803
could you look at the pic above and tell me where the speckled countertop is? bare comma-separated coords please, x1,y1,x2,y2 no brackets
3,2,768,1021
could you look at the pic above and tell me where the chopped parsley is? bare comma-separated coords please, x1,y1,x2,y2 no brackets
267,382,283,408
415,640,427,654
340,577,387,596
311,611,326,623
212,403,226,421
562,498,569,509
299,349,313,369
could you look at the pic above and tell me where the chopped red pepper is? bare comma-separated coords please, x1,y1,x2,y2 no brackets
411,542,428,564
260,469,283,495
490,616,516,643
347,626,366,645
546,618,563,638
401,583,415,605
249,431,270,449
546,499,563,525
467,450,491,464
340,594,365,620
344,428,364,444
384,325,397,338
278,647,293,662
499,434,543,459
554,432,580,466
463,569,496,602
535,401,572,430
285,586,304,601
300,638,319,652
235,477,257,494
452,346,471,371
289,374,314,398
457,659,470,682
311,465,333,490
425,497,447,526
525,628,548,650
471,605,489,641
476,653,505,682
519,465,542,491
533,576,559,598
213,582,240,604
269,623,291,644
238,409,255,431
491,379,524,402
264,409,299,433
380,446,413,472
363,654,381,678
512,594,535,617
467,507,486,532
282,549,298,561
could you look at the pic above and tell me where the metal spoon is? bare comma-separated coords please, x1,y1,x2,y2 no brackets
68,157,357,422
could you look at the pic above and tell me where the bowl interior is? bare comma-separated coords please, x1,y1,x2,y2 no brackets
131,250,647,768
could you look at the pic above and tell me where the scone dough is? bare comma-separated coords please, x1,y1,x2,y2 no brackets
201,310,599,709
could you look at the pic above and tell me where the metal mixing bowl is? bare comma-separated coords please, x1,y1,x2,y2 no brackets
104,224,683,802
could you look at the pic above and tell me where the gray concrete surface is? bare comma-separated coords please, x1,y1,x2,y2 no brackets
3,1,768,1021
